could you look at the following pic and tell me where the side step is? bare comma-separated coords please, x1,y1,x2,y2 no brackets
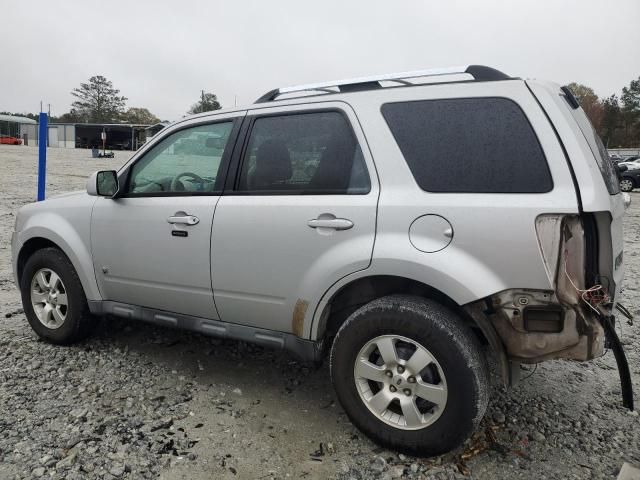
88,300,324,362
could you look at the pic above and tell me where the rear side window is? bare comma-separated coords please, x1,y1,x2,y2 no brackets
381,98,553,193
236,111,370,194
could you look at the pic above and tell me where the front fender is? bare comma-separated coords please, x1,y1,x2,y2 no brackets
17,212,101,301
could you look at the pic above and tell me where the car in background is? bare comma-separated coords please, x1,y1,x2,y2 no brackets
0,135,23,145
619,165,640,192
610,154,625,164
619,156,640,170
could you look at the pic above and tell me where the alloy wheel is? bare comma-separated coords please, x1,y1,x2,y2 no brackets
30,268,68,329
353,334,448,430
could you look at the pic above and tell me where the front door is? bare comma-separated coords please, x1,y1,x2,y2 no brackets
211,105,379,335
91,114,242,319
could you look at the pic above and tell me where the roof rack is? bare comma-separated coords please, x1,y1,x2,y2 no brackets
255,65,511,103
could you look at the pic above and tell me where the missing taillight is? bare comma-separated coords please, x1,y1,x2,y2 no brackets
536,214,610,315
523,306,564,333
563,249,610,315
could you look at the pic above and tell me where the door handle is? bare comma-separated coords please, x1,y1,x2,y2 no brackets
167,213,200,225
307,217,353,231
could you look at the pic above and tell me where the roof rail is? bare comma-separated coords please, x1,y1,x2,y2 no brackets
255,65,511,103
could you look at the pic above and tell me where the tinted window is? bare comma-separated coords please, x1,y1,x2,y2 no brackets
562,94,620,195
382,98,553,193
237,111,370,194
126,121,233,195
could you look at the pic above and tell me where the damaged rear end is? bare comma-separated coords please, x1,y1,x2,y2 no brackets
481,215,608,364
466,80,633,409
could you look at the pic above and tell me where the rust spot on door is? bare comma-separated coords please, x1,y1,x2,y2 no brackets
292,299,309,337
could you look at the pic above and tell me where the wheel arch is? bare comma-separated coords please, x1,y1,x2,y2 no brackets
313,274,513,386
16,227,101,301
313,274,482,342
16,237,59,285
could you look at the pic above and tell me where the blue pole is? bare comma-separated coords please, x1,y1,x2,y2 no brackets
37,112,48,201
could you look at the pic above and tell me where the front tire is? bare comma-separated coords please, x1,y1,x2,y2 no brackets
330,295,489,456
20,247,93,344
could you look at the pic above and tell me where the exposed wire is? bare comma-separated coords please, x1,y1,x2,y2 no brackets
616,303,634,326
521,363,538,381
563,251,610,314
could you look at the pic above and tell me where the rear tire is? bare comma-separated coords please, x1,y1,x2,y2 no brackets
20,247,93,344
330,295,489,456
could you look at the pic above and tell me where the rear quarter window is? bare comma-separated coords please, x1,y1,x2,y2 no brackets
381,97,553,193
560,94,620,195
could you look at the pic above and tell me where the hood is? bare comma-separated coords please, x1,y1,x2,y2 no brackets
48,190,86,200
15,190,95,233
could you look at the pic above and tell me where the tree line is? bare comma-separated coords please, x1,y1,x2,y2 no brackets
568,76,640,148
1,75,221,125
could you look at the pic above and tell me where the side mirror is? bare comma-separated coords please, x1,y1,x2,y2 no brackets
87,170,119,197
616,164,628,174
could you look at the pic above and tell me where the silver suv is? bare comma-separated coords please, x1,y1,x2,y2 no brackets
11,65,632,455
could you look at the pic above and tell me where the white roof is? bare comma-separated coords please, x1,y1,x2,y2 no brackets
0,114,37,124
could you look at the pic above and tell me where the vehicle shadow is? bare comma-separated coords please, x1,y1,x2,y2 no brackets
89,315,345,425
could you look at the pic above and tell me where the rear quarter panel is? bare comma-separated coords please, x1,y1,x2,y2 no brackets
310,80,581,339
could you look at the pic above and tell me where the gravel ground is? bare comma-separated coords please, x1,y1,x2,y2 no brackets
0,144,638,480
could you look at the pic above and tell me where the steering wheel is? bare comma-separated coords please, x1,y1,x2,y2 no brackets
170,172,205,191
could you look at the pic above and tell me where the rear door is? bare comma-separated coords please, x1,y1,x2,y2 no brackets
210,103,378,336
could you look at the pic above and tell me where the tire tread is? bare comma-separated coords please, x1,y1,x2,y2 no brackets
330,294,489,455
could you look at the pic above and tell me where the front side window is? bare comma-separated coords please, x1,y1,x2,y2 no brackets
382,98,553,193
237,111,370,194
126,121,234,195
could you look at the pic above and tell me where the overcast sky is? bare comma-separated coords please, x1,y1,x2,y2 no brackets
2,0,639,121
